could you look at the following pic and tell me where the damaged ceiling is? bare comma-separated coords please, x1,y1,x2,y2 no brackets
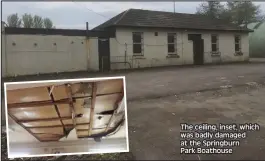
6,79,125,142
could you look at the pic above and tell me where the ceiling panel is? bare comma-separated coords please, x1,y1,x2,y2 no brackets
21,120,62,127
9,106,58,120
51,85,68,100
51,83,92,100
91,128,106,135
6,86,50,104
94,94,121,113
29,127,64,135
77,130,89,136
57,104,72,117
96,79,123,95
75,124,89,130
71,82,92,97
62,119,74,125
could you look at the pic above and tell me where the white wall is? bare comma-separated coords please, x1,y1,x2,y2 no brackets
1,26,6,76
110,27,249,69
2,28,250,76
201,32,249,64
9,138,127,158
88,38,100,71
2,34,100,77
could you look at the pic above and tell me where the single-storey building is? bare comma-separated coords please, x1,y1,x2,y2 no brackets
2,9,253,77
93,9,253,69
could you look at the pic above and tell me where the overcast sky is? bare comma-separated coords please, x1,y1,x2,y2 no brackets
2,1,265,29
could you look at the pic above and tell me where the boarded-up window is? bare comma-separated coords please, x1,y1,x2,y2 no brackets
133,32,143,55
211,35,219,52
235,35,241,52
167,33,176,54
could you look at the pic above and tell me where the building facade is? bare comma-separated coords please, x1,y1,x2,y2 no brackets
1,9,252,77
109,27,249,70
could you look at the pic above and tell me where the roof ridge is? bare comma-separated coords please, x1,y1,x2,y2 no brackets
113,9,131,25
129,8,197,16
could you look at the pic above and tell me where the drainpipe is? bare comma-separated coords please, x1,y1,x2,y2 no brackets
124,43,127,69
181,31,184,65
85,22,90,71
2,22,8,76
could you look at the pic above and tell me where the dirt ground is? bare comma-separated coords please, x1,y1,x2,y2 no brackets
2,62,265,160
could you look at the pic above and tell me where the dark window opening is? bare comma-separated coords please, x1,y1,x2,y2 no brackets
212,44,217,52
133,33,142,43
167,35,175,43
133,32,143,55
211,35,218,52
235,35,241,52
167,33,176,54
235,44,240,52
133,44,142,54
211,35,217,43
168,44,175,53
154,32,158,36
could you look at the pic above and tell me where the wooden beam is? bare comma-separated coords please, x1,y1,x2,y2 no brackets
7,92,122,109
76,127,105,132
47,87,68,136
32,133,64,136
78,118,125,139
25,123,90,129
73,92,123,100
26,124,73,129
65,84,77,127
19,116,72,123
7,98,71,108
88,82,97,136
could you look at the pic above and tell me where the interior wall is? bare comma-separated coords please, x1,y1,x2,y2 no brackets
8,116,39,143
9,138,127,158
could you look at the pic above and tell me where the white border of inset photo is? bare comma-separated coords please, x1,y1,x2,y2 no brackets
4,76,129,158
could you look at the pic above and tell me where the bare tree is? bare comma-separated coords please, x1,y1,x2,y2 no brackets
43,18,53,29
33,15,44,28
22,13,33,28
196,1,225,19
227,1,263,26
196,1,265,25
7,13,22,27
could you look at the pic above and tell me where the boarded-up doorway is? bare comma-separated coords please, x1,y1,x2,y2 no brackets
188,34,204,65
98,38,110,71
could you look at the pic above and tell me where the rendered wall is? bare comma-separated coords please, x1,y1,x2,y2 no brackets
110,27,249,70
2,34,100,77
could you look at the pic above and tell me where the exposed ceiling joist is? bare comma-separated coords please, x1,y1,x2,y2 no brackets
65,84,77,127
48,86,68,136
8,92,123,109
25,123,90,129
88,82,97,136
7,98,71,108
19,116,72,123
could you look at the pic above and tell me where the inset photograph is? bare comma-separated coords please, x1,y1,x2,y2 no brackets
4,76,128,158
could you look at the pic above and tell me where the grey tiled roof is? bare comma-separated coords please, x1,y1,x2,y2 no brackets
93,9,252,32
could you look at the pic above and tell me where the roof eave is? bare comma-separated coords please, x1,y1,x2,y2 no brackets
111,25,253,33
